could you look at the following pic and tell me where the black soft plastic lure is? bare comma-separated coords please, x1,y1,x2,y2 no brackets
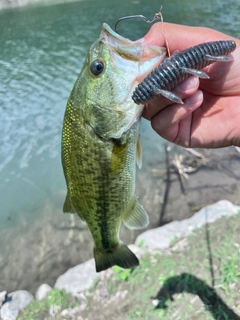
132,40,236,105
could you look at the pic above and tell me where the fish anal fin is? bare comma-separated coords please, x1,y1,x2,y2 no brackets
94,243,139,272
123,197,149,230
136,135,142,169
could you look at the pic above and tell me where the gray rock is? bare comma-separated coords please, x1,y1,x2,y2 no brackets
0,290,34,320
52,201,239,296
135,200,240,250
35,283,52,301
128,244,146,258
0,291,7,306
49,305,61,318
54,258,99,294
54,245,146,295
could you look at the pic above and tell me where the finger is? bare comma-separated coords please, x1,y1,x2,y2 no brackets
142,76,200,120
141,22,236,53
151,90,203,144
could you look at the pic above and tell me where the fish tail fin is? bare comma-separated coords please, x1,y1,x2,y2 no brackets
94,243,139,272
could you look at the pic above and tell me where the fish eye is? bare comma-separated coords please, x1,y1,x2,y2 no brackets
90,59,105,76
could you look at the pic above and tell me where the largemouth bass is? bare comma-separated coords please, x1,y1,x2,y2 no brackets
62,23,166,272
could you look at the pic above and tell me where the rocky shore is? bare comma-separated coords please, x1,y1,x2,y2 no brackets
2,146,240,297
1,200,239,320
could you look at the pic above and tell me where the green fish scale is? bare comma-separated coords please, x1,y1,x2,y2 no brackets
62,94,139,251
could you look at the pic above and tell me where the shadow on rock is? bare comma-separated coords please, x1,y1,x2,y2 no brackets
153,273,240,320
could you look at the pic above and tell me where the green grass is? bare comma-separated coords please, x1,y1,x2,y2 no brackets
80,212,240,320
112,265,133,281
19,212,240,320
18,290,79,320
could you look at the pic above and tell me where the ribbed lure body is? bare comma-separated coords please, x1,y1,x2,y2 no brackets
132,40,236,105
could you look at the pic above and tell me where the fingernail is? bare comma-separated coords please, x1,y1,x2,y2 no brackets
177,76,199,92
185,90,203,106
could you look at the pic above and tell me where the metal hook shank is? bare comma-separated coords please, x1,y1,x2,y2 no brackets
114,12,162,34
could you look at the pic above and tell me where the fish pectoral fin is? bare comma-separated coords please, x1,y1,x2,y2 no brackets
94,243,139,272
123,197,149,230
136,135,142,169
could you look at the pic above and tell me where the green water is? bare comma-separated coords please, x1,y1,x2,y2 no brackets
0,0,239,292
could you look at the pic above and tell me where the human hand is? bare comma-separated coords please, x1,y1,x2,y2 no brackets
141,23,240,148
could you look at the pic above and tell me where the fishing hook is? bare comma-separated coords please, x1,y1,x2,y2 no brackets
114,11,163,34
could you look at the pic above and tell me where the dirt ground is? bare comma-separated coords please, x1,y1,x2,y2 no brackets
127,144,240,242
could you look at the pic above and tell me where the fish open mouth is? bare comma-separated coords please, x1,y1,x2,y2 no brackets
101,23,166,73
100,23,166,107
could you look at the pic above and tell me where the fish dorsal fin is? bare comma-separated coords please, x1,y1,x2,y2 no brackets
136,135,142,169
123,196,149,230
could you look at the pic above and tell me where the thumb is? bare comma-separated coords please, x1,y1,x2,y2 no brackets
141,22,235,54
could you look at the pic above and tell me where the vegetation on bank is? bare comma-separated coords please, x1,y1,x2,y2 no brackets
19,212,240,320
17,290,79,320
